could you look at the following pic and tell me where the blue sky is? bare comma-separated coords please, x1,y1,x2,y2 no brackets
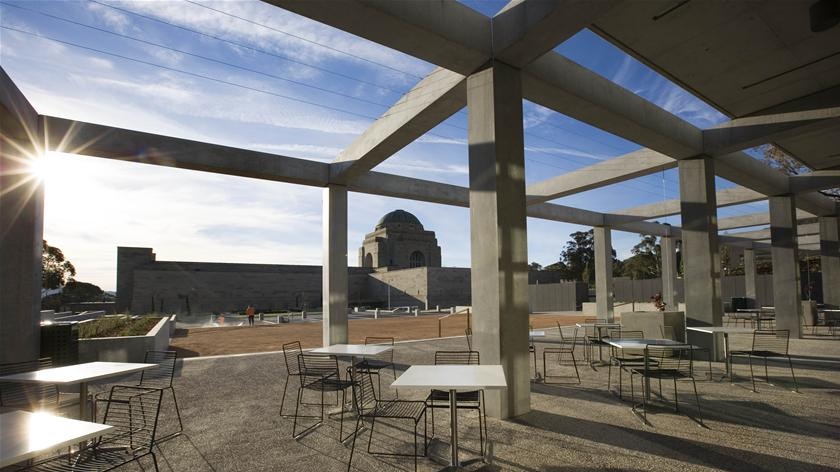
0,1,770,290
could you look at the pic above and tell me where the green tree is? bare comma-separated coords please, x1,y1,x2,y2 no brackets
61,281,104,303
552,230,618,283
42,240,76,289
528,262,542,271
619,233,661,279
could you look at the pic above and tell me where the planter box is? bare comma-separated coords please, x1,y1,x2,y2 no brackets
78,316,171,363
620,311,686,341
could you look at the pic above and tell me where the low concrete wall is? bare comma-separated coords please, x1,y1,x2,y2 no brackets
78,316,170,363
621,311,686,341
582,302,687,316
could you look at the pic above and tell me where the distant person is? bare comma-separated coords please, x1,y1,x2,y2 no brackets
246,304,255,326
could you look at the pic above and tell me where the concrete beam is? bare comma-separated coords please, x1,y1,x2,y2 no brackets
718,210,815,231
614,186,765,220
525,148,675,204
332,68,466,184
523,52,702,159
41,117,329,187
0,67,39,143
727,223,820,241
703,109,840,156
789,171,840,194
264,0,490,75
492,0,617,68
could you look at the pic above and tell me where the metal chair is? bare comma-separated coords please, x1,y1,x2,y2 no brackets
542,327,580,383
629,345,702,426
292,354,355,441
529,324,538,378
346,368,427,472
354,337,397,398
425,351,486,456
280,341,304,417
27,386,164,471
583,317,608,362
464,328,472,351
730,330,798,392
607,330,645,398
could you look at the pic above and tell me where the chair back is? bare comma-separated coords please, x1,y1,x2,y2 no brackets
139,350,177,389
583,318,600,338
282,341,303,375
464,328,473,351
559,326,578,349
435,350,480,365
349,368,378,413
100,386,163,453
0,358,58,409
297,354,339,386
364,336,395,363
752,330,790,355
645,345,693,374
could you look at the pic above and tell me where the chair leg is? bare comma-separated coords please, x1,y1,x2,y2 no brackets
692,377,703,425
607,360,612,391
673,377,679,413
367,415,376,454
292,387,303,438
764,357,770,385
169,387,184,433
150,451,159,472
787,355,799,392
748,355,757,392
347,416,361,472
392,364,399,399
279,374,290,416
430,404,435,438
571,351,580,384
414,421,418,472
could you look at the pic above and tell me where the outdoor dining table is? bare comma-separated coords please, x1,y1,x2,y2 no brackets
686,326,755,381
0,410,115,468
0,361,156,422
391,364,506,469
576,321,621,367
736,308,775,330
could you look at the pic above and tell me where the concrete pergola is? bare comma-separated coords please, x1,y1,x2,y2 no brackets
1,0,839,419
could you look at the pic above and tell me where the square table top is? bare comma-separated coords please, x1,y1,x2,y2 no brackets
529,331,546,337
576,322,621,328
607,338,694,350
391,365,507,390
0,362,156,385
0,410,116,468
309,344,392,356
687,326,757,334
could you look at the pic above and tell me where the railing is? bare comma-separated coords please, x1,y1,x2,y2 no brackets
437,308,471,338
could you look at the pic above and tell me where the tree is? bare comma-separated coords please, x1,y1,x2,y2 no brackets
42,240,75,289
759,144,839,199
618,233,661,279
528,262,542,271
61,281,104,303
551,230,619,283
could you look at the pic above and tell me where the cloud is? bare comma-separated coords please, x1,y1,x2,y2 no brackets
251,143,341,160
85,1,132,33
525,145,611,162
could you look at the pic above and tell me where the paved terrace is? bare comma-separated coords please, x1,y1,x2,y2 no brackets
134,332,839,471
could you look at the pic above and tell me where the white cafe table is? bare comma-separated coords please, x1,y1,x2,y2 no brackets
309,344,393,420
0,362,156,421
576,322,621,366
0,410,115,468
392,365,506,468
687,326,755,380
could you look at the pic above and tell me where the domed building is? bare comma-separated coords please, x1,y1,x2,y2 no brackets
358,210,442,269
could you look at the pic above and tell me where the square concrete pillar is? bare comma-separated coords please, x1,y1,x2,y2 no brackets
0,130,44,363
743,247,757,303
769,195,802,338
679,157,723,358
322,184,348,346
819,215,839,306
594,226,614,322
660,235,678,311
467,62,530,419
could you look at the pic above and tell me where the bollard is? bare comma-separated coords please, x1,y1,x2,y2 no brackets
413,308,419,317
259,313,264,321
450,307,456,314
436,305,440,312
374,308,379,319
302,310,307,319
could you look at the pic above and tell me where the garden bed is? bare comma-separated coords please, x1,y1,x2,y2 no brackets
78,316,162,338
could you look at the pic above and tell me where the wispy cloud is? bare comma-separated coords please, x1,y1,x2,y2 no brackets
525,145,611,161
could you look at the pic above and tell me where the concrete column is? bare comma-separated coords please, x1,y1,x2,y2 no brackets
743,247,757,304
769,195,802,338
322,184,348,346
0,130,44,363
467,62,530,419
594,226,614,322
679,157,723,358
660,235,678,310
819,215,839,306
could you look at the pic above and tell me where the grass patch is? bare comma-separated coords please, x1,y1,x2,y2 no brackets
79,316,162,338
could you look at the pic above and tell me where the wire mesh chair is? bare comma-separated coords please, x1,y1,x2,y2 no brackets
425,351,487,456
27,386,164,471
607,330,645,398
583,317,609,362
730,330,798,392
280,341,304,417
629,345,702,425
292,354,355,441
0,358,61,411
354,337,397,398
95,351,183,440
346,368,427,472
543,327,580,383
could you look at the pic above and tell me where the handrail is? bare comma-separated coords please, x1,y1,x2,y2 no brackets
437,308,471,337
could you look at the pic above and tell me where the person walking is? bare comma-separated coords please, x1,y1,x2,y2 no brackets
246,304,256,326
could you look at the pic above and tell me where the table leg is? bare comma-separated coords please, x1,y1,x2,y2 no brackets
724,333,732,381
449,389,459,467
79,382,89,421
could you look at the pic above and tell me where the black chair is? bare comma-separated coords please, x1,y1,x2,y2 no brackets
425,351,487,456
347,368,427,472
607,330,645,398
354,337,397,397
629,345,702,425
529,325,538,379
27,386,164,471
0,358,63,412
95,351,183,439
280,341,304,417
293,354,355,441
730,330,798,392
542,327,580,383
583,317,609,362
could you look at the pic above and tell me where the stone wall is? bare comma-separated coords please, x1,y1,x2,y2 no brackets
426,267,471,308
